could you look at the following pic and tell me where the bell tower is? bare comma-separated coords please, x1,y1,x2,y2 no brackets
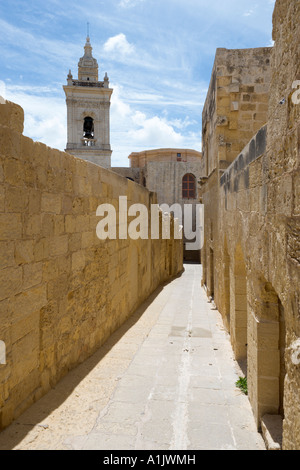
63,36,113,168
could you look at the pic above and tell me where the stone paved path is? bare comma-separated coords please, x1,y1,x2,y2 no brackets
0,264,265,450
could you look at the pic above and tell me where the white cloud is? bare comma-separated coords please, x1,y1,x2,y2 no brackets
111,87,131,119
102,33,159,70
1,80,201,168
244,9,254,17
25,113,66,151
103,34,135,59
0,0,275,168
118,0,144,8
0,80,7,102
3,83,66,151
109,84,201,166
128,113,184,147
163,114,197,131
0,18,79,75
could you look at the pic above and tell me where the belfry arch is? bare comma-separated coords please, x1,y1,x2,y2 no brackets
83,116,94,139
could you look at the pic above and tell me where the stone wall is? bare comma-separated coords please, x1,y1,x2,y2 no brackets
0,99,183,430
200,0,300,450
129,148,201,168
145,161,202,262
145,161,201,207
200,45,272,302
202,47,272,177
135,149,202,262
111,167,142,185
267,0,300,449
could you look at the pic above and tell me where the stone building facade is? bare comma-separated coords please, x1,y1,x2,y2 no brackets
63,36,113,168
200,0,300,450
113,148,203,261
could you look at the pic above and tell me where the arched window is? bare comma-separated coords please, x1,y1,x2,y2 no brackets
182,173,196,199
83,116,94,139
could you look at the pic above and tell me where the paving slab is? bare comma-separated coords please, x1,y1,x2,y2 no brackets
0,263,265,450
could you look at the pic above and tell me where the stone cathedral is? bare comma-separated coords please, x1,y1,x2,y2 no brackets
63,36,113,168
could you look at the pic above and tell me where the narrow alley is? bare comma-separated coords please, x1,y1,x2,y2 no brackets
0,264,265,450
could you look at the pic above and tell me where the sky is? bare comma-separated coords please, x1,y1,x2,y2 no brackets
0,0,276,167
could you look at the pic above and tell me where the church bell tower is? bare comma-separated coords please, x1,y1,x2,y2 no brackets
63,35,113,168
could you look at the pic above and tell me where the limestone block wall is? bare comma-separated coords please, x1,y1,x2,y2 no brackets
201,45,273,314
200,169,219,300
200,0,300,449
0,99,183,430
111,167,142,185
218,119,299,448
202,46,272,177
266,0,300,449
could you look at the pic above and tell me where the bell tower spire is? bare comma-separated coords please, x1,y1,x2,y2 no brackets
78,35,98,82
63,34,113,168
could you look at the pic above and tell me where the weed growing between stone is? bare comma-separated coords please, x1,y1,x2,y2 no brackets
236,377,248,395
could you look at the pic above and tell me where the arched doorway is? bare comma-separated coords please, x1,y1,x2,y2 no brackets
231,244,248,362
223,238,231,331
248,275,286,428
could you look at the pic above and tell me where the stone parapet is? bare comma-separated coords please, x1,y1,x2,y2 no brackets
0,98,24,134
220,125,267,194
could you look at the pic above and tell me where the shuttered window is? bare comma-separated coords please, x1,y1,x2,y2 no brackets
182,174,196,199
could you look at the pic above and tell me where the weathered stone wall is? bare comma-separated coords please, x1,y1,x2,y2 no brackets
116,149,203,263
218,115,299,448
145,160,202,262
202,47,272,177
200,45,272,305
0,99,183,430
145,161,201,206
129,148,202,169
200,0,300,450
111,167,141,185
267,0,300,450
218,125,277,419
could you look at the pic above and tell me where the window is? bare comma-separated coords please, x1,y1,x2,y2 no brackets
182,173,196,199
83,116,94,139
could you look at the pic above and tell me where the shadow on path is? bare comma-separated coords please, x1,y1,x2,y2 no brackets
0,270,185,450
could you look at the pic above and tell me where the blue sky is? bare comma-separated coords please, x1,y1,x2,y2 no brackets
0,0,275,166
